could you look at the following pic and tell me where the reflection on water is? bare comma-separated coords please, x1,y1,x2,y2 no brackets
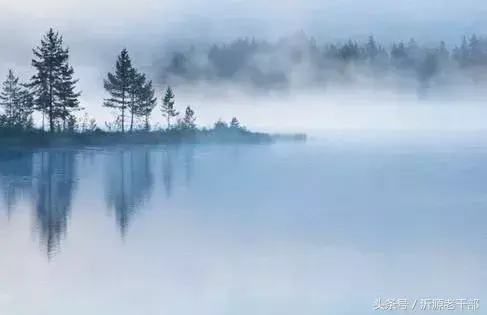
105,149,155,238
0,151,33,218
32,150,78,258
0,142,487,314
183,145,194,186
0,150,79,258
0,146,192,257
162,148,175,198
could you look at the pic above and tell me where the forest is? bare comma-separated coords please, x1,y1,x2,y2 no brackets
0,28,305,146
156,31,487,92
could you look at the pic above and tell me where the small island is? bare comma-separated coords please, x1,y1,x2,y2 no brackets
0,121,307,149
0,28,306,149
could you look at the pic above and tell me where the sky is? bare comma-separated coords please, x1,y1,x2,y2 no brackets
2,0,487,42
1,0,487,132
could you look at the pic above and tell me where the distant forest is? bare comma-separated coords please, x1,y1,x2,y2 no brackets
155,31,487,91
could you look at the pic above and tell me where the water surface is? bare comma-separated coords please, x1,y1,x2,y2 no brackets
0,139,486,314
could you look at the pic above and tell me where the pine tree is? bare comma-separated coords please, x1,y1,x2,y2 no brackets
104,48,133,133
0,70,21,127
58,64,81,130
453,36,469,67
182,106,196,129
136,80,157,131
161,86,179,128
29,28,79,133
365,36,378,63
128,69,145,132
66,115,78,133
0,69,34,130
19,88,34,130
214,119,228,130
230,117,241,129
418,52,439,92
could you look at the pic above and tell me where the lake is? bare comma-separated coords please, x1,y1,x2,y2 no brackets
0,137,486,314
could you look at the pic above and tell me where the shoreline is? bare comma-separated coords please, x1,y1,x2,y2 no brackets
0,129,307,150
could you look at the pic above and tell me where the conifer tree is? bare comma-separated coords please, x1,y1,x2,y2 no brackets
136,80,157,131
128,69,146,132
182,106,196,129
29,28,80,133
214,119,228,130
0,70,22,127
104,48,133,133
19,88,34,130
230,117,240,129
365,36,378,63
58,64,81,130
161,86,179,128
0,69,34,129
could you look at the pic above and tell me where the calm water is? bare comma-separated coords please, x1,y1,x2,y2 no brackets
0,139,486,314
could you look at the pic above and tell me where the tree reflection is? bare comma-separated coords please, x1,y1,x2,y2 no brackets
105,149,154,238
32,150,78,259
0,150,34,218
183,145,195,186
162,148,176,198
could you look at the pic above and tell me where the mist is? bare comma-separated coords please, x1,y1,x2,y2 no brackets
2,0,487,134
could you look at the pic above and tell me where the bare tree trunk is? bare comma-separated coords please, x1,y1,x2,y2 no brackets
121,91,125,133
62,105,66,132
121,107,125,133
49,70,54,133
49,107,54,133
129,94,135,132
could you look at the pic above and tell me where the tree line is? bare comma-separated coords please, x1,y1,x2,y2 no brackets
11,28,483,135
0,28,207,134
103,48,199,133
157,31,487,90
